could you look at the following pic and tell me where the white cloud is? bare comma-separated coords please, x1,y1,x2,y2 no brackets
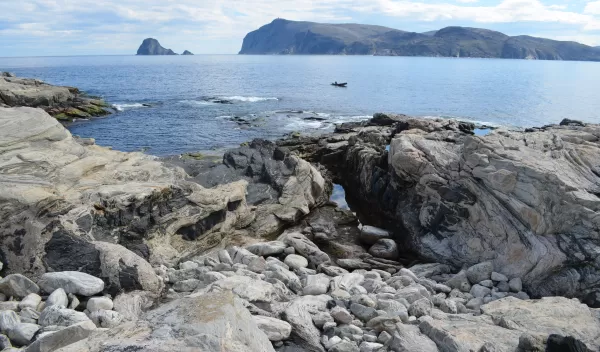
585,1,600,15
456,0,479,3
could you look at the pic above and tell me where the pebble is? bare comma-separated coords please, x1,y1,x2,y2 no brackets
284,254,309,270
87,296,114,312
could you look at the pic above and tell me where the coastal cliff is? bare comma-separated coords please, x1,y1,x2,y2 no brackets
136,38,177,55
240,19,600,61
1,78,600,351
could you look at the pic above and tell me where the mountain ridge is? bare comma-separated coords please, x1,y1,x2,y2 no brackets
239,19,600,62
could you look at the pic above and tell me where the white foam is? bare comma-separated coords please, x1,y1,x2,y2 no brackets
112,103,146,111
179,100,214,106
221,96,279,102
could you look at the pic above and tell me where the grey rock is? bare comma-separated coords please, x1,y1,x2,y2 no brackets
408,298,432,318
19,293,42,311
377,331,392,344
395,283,430,304
376,299,408,322
329,340,359,352
8,323,40,346
509,278,523,292
89,309,124,328
284,254,309,270
466,262,494,284
359,341,383,352
516,291,530,300
470,284,492,298
466,297,484,310
320,265,349,277
38,305,91,327
0,334,10,350
368,239,399,260
204,275,283,303
246,241,287,256
359,226,391,245
112,291,155,322
496,281,510,292
491,272,508,282
282,295,330,352
68,294,80,311
312,311,334,328
0,311,20,334
303,274,330,295
178,261,199,270
46,289,68,308
0,302,19,311
282,232,331,268
331,306,354,324
19,308,40,322
248,256,267,273
331,273,365,292
389,324,438,352
0,274,40,299
38,272,104,296
479,280,494,288
218,250,233,265
252,315,292,341
173,279,201,292
440,299,458,314
365,315,400,333
444,270,472,293
338,259,371,270
24,320,96,352
86,297,113,312
350,303,378,322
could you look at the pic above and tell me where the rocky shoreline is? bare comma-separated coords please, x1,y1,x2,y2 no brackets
0,73,111,122
0,81,599,351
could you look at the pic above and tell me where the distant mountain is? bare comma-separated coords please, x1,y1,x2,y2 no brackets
182,50,194,55
137,38,177,55
239,19,600,62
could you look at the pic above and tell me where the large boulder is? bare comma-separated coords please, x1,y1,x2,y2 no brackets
0,107,252,281
54,291,275,351
38,272,104,296
281,113,600,299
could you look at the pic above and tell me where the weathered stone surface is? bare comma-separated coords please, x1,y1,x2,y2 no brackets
284,254,309,270
282,295,330,352
389,324,438,352
24,320,96,352
0,311,20,334
279,114,600,298
368,239,399,260
0,107,254,281
359,226,391,245
38,305,91,327
38,272,104,296
282,232,331,268
19,293,42,311
112,291,155,322
252,315,292,341
466,262,493,284
0,274,40,298
8,323,40,346
86,297,113,312
303,274,331,295
201,275,283,303
55,291,275,352
408,298,432,318
246,241,287,256
89,309,123,328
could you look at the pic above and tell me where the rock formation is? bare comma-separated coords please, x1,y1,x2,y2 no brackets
136,38,177,55
239,19,600,61
278,113,600,302
0,73,110,121
182,50,194,55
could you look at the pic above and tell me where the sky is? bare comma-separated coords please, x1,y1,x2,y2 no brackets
1,0,600,56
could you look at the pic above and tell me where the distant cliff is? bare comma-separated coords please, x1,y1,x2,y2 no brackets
182,50,194,55
239,19,600,62
137,38,177,55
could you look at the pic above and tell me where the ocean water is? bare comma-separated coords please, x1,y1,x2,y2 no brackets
1,55,599,155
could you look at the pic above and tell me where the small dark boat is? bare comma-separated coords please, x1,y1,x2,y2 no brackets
331,82,347,87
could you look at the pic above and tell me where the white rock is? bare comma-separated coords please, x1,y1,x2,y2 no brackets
86,297,113,312
408,298,432,318
19,293,42,311
303,274,330,295
38,305,91,327
46,289,68,308
0,275,40,299
284,254,309,270
38,272,104,296
8,322,40,346
252,315,292,341
0,311,20,334
218,250,233,265
179,261,199,270
23,320,96,352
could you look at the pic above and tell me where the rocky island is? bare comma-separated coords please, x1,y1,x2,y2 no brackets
240,19,600,61
182,50,194,55
136,38,177,55
0,77,599,351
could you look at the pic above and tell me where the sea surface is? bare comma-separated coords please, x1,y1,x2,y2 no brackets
1,55,599,156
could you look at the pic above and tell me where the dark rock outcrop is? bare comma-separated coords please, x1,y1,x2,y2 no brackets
277,113,600,302
136,38,177,55
239,19,600,61
182,50,194,55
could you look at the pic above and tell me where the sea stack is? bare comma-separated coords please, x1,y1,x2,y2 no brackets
182,50,194,55
136,38,177,55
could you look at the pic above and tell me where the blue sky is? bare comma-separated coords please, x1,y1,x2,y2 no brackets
1,0,600,56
